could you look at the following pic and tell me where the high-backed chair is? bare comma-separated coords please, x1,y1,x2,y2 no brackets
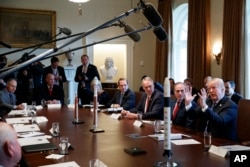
237,99,250,145
134,91,143,105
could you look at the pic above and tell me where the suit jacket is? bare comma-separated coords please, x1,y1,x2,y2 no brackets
130,89,164,120
170,99,197,129
230,92,243,104
74,64,100,90
43,66,67,89
106,88,135,110
35,84,64,105
197,96,238,141
0,88,17,117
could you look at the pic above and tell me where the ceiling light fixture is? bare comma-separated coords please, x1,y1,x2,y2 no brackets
69,0,90,15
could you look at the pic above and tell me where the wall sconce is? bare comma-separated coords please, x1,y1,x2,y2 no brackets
212,44,222,65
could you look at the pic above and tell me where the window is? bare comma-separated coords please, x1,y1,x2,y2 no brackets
172,3,188,82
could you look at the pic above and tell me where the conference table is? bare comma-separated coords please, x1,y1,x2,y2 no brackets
14,106,234,167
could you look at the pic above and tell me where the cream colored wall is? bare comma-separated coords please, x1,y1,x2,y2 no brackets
210,0,223,78
0,0,157,91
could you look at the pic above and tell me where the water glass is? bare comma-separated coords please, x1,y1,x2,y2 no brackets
52,122,59,137
59,136,69,155
154,120,161,133
203,132,212,150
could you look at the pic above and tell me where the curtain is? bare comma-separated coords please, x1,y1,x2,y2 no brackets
187,0,211,89
222,0,246,96
154,0,173,83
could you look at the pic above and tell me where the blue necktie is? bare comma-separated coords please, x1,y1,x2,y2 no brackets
9,93,14,105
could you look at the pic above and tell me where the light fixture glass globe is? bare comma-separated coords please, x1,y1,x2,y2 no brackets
69,0,90,3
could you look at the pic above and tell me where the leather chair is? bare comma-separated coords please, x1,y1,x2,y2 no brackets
237,99,250,145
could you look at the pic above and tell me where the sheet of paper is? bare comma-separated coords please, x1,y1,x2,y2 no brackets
45,154,65,160
38,161,80,167
18,136,49,146
148,133,182,141
13,124,40,133
36,116,48,123
171,139,201,145
5,117,30,124
8,110,27,116
47,104,61,108
17,131,45,138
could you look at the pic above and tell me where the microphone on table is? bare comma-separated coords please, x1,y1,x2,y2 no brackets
58,27,72,36
118,20,141,42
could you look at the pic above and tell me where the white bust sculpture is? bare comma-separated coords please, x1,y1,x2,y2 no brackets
99,57,118,82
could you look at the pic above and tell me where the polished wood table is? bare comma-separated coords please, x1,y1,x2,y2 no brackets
18,106,233,167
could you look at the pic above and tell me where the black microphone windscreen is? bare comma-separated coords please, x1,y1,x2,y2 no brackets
153,26,168,42
142,3,163,27
124,25,141,42
60,27,72,36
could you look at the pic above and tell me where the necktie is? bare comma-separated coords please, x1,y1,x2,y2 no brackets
144,96,150,113
82,65,87,73
172,101,180,120
119,93,124,105
49,86,53,96
9,93,14,105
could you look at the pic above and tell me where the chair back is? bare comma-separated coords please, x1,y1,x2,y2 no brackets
237,99,250,144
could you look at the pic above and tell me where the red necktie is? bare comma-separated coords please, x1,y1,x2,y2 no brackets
49,86,53,96
172,101,180,120
144,96,150,113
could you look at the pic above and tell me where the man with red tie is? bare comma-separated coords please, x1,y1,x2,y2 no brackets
171,82,197,130
121,76,164,120
35,73,64,105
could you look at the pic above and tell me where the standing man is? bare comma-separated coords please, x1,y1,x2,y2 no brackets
43,57,67,89
74,54,100,105
0,122,22,167
197,78,238,141
106,78,135,110
0,78,24,116
122,76,164,120
224,80,243,104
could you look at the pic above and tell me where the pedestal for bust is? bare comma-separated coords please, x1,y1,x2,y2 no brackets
64,66,76,104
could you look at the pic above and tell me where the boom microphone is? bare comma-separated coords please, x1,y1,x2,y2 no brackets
139,0,163,27
118,20,141,42
0,41,12,49
58,27,72,36
153,26,168,42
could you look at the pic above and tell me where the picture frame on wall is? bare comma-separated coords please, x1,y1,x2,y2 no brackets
0,7,56,48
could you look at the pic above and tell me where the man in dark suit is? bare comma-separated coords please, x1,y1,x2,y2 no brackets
122,77,164,120
171,82,197,129
0,78,25,117
224,80,243,104
106,78,135,110
196,78,238,141
43,57,67,89
36,73,64,105
74,54,100,105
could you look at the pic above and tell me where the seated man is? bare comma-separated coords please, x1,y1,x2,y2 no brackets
196,78,238,141
106,78,135,110
139,75,164,92
171,82,197,129
224,80,243,104
0,122,22,167
122,76,164,120
35,73,64,105
0,78,24,117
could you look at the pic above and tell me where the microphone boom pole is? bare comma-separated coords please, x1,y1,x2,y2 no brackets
0,7,141,79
